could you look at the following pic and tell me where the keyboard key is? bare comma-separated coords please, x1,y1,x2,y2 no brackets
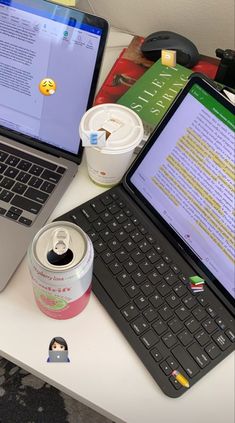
19,216,32,226
41,181,55,193
192,306,207,321
0,189,14,202
0,151,8,162
5,155,20,166
109,261,123,275
146,249,160,263
0,163,7,174
8,206,22,216
4,167,19,179
108,221,120,232
116,229,128,242
172,345,200,378
149,293,164,309
56,166,66,174
205,343,221,360
115,212,127,224
131,249,145,263
12,182,27,195
134,295,148,310
116,249,129,263
184,317,200,333
141,282,155,296
101,194,113,205
94,257,129,308
166,293,181,308
28,176,43,189
124,239,136,252
156,261,169,275
194,330,210,346
139,240,151,253
29,165,43,176
182,295,197,309
225,329,235,342
132,270,146,285
158,304,173,320
16,171,31,184
166,356,179,370
177,329,193,346
164,271,178,286
162,332,177,348
150,346,162,362
212,332,232,351
117,272,131,286
94,240,106,253
0,177,14,189
124,260,137,273
93,219,106,232
121,304,139,321
101,250,115,264
173,282,187,297
6,211,19,221
160,361,172,375
152,318,168,335
215,317,227,330
148,271,162,285
139,260,153,274
123,222,135,233
108,239,121,252
90,199,105,214
17,160,32,171
108,203,120,214
188,343,210,368
206,306,217,318
157,282,171,297
126,283,140,298
168,317,184,333
171,264,181,274
197,294,208,307
143,307,158,322
41,168,62,184
25,187,49,204
0,207,6,215
11,195,42,214
100,229,113,242
141,330,159,349
175,305,191,321
131,316,149,335
169,376,181,390
202,318,218,334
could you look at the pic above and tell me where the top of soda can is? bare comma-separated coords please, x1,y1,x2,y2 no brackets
32,221,87,271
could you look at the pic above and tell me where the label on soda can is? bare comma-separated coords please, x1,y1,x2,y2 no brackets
28,222,94,319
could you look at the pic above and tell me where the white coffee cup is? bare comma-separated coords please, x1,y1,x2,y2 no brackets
79,104,144,186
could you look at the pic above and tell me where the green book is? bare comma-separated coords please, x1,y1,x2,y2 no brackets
117,59,192,136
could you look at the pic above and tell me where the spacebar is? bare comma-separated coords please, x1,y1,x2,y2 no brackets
172,345,200,377
94,257,129,309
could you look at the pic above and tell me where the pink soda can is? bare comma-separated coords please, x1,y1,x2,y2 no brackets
27,221,94,319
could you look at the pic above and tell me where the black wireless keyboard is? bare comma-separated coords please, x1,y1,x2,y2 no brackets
56,186,235,398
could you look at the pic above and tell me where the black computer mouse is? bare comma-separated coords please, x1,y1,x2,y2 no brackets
141,31,200,68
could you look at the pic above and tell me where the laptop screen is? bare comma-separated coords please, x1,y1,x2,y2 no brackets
0,0,107,155
130,83,235,299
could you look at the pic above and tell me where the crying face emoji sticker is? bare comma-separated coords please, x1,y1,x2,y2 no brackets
39,78,57,96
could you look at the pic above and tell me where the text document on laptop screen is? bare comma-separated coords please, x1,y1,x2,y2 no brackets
0,0,103,154
131,84,235,298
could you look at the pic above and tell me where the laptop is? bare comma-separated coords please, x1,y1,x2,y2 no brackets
48,350,69,362
0,0,108,290
56,75,235,397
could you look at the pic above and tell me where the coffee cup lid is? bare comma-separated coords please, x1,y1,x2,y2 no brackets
79,104,144,153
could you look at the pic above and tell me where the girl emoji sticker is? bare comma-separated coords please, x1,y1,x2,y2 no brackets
39,78,56,96
47,337,70,362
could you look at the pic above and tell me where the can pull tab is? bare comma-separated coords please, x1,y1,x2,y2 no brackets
53,229,70,255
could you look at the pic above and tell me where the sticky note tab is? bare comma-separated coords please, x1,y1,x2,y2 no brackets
161,50,177,67
189,276,204,284
82,130,106,147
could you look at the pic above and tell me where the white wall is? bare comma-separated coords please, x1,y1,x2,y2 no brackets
77,0,235,57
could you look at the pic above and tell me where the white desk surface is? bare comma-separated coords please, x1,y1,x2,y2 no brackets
0,29,234,423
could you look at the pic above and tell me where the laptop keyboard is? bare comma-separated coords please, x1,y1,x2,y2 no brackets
0,143,66,226
56,186,235,397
